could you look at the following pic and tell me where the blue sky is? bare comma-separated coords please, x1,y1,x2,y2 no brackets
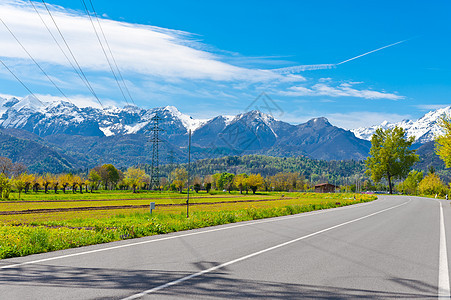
0,0,450,129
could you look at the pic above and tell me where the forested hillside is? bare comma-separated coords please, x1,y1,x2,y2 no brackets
0,130,76,173
158,155,367,181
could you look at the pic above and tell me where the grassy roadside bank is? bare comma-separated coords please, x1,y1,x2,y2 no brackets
0,193,376,259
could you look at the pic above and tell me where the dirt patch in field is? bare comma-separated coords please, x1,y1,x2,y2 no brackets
0,197,293,215
0,194,250,204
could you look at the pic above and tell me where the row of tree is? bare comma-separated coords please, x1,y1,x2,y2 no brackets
169,169,329,194
1,156,448,199
0,164,149,199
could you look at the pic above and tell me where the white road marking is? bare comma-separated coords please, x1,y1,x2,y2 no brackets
438,202,450,298
122,199,411,299
0,199,375,269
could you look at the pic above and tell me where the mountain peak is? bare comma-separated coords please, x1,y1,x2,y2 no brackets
163,105,179,113
307,117,330,126
238,110,276,124
154,105,206,132
1,97,19,108
17,95,46,110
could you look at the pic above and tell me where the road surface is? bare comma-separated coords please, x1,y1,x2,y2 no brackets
1,195,450,299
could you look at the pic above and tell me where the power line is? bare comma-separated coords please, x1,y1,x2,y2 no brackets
0,59,44,105
87,0,135,105
40,0,103,108
28,0,93,102
80,0,130,105
0,17,73,105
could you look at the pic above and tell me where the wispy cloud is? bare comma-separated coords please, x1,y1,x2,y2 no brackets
277,109,411,129
274,64,336,74
0,0,285,83
0,0,408,125
280,83,404,100
326,111,412,129
30,93,120,108
415,104,450,111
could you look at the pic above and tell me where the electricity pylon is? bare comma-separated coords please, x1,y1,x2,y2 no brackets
149,113,163,190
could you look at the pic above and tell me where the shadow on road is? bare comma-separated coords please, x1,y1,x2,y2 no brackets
0,263,437,299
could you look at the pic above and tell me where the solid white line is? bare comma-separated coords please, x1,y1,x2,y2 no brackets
122,199,411,300
0,199,375,269
438,202,450,298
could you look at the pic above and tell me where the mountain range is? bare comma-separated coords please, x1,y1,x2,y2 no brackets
352,106,451,143
0,95,447,173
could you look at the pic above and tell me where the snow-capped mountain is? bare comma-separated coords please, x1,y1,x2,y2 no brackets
352,106,451,143
0,95,207,137
0,95,371,162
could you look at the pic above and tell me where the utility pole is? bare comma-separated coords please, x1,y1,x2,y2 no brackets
186,129,192,218
168,148,175,181
150,113,163,190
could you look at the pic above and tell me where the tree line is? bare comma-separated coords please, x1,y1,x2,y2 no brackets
167,169,306,194
0,161,150,199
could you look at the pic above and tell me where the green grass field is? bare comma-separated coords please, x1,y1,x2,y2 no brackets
0,191,376,259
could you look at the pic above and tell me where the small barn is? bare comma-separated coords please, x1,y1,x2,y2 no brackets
314,183,337,193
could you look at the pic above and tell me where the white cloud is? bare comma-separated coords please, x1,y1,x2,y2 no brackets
0,93,17,99
0,0,286,82
281,83,404,100
0,0,406,112
415,104,450,111
273,64,336,74
31,93,120,108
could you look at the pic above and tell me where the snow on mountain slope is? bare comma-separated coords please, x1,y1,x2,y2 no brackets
0,94,374,161
161,105,207,132
352,106,451,143
0,96,208,136
2,95,448,145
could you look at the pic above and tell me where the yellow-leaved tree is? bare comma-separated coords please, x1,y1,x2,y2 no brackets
124,167,147,193
12,174,26,199
171,168,188,193
435,115,451,168
233,173,248,194
418,173,446,196
246,174,264,194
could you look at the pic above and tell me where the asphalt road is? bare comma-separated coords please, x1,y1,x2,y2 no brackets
1,195,450,299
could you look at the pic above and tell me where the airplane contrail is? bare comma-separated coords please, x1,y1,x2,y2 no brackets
272,39,409,74
274,64,336,74
336,39,408,65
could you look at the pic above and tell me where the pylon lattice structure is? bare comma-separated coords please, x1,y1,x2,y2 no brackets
149,114,163,190
168,148,175,168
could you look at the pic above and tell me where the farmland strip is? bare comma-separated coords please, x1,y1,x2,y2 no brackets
0,197,293,215
0,194,249,204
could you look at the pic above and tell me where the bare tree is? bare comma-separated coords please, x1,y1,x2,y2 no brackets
0,157,13,176
11,163,27,177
